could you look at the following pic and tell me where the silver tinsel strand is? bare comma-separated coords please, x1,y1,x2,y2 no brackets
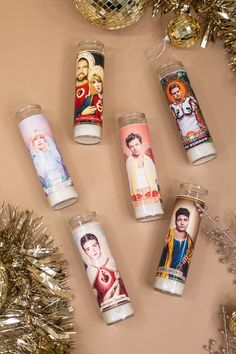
196,203,236,353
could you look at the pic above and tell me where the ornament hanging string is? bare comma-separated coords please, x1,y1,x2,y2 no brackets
146,37,168,62
152,0,236,71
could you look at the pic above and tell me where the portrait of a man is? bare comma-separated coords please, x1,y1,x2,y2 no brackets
74,57,96,119
125,132,160,203
168,82,205,139
80,233,128,306
158,207,194,281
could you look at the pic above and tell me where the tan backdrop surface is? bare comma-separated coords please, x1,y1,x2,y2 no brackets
1,1,236,353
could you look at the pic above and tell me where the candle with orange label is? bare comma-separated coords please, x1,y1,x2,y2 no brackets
158,60,217,165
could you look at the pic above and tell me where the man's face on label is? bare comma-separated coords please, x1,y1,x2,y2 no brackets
77,59,89,82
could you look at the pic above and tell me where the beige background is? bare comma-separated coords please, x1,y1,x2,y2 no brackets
1,1,236,353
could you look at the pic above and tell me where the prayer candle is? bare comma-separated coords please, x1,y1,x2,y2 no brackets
73,40,104,145
70,211,134,325
158,60,217,165
119,112,164,222
154,183,207,296
16,104,78,209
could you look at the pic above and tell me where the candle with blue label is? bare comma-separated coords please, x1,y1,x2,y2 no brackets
16,104,78,210
154,183,207,296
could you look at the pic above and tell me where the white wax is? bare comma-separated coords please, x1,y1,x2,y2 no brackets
186,141,217,165
47,185,78,210
102,302,134,325
134,202,164,222
153,276,184,297
74,124,102,144
71,221,134,325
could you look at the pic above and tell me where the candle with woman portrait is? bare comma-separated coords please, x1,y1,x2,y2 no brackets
16,104,78,210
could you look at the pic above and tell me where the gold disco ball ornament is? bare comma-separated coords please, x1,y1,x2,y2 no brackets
74,0,148,30
167,14,201,48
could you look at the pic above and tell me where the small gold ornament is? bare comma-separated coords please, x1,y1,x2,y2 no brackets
229,311,236,336
167,14,201,48
74,0,148,30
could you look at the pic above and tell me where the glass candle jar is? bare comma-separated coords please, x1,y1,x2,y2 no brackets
73,40,105,145
119,112,164,222
158,60,217,165
153,183,207,296
69,211,134,325
16,104,78,210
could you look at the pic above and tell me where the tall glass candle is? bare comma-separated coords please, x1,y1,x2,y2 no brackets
153,183,207,296
119,112,164,222
69,211,134,325
16,104,78,210
74,40,104,145
158,60,217,165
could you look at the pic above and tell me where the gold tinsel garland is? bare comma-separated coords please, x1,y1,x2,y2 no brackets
152,0,236,71
196,203,236,353
0,204,74,354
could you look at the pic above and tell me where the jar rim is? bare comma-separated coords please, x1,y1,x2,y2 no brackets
180,183,208,196
119,112,146,125
77,39,104,50
158,60,184,74
15,104,41,120
69,211,97,229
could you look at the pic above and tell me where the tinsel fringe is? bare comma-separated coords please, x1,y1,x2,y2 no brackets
0,204,75,354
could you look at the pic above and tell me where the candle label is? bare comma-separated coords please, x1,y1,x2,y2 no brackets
19,114,73,196
156,196,203,284
160,70,212,150
120,123,162,209
74,50,104,128
73,222,130,312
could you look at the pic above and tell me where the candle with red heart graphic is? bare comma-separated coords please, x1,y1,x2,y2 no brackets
73,40,104,145
69,211,134,325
